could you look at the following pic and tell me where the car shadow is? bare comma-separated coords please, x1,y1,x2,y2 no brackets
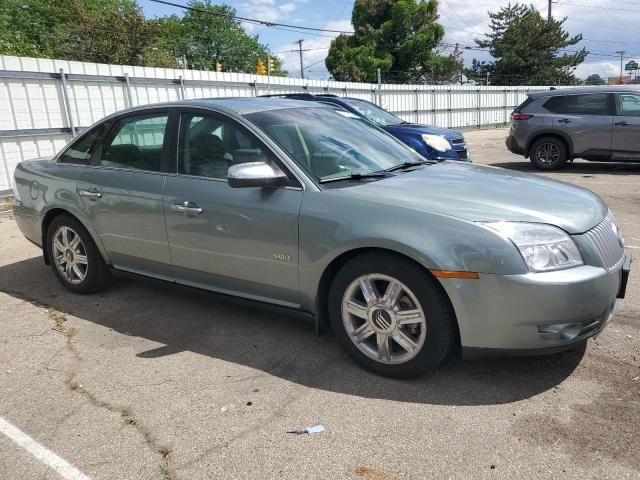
489,160,640,175
0,256,587,407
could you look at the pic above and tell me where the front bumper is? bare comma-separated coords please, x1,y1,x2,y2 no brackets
438,252,631,353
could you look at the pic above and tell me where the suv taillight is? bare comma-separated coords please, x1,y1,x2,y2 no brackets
511,112,534,120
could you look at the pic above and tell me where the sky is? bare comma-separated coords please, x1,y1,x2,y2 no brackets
141,0,640,82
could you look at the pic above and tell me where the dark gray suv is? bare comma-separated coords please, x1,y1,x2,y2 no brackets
506,87,640,170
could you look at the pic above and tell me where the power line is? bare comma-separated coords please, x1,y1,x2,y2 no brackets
148,0,355,34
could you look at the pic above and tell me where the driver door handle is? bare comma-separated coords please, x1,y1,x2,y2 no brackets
615,121,630,126
78,188,102,199
557,118,571,124
171,201,203,215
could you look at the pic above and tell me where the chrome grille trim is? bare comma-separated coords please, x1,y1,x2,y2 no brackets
584,212,625,270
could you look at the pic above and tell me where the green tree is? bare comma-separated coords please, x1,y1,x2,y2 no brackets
56,1,179,67
326,0,462,83
464,3,587,85
156,1,286,74
584,73,606,85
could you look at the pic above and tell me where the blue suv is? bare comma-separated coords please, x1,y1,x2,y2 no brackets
262,94,470,162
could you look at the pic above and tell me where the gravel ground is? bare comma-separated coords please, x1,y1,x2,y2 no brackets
0,128,638,480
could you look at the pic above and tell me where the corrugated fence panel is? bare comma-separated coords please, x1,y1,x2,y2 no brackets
4,54,631,193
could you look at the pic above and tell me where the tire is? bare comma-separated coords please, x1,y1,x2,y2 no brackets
328,252,455,379
46,214,110,294
530,137,568,170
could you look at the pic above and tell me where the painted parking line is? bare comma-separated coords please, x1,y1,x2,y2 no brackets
0,417,92,480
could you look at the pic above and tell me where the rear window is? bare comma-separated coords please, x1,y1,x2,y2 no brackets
544,93,609,115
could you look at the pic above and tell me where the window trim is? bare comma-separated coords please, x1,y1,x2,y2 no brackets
171,107,303,189
89,108,173,174
614,92,640,117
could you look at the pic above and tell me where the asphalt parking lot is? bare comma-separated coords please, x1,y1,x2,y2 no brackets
1,128,638,480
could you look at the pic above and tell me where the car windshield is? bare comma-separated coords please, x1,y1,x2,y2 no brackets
246,107,424,183
340,98,404,126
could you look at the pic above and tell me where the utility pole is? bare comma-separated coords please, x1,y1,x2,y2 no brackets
616,51,625,84
297,39,304,79
486,71,490,86
376,68,382,106
548,0,552,21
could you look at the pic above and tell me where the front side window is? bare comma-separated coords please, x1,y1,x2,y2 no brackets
616,93,640,116
178,112,275,179
544,94,609,115
247,107,424,183
99,114,168,171
59,124,106,164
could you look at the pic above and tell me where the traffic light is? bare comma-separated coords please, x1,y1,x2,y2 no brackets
215,61,221,72
256,58,266,75
268,55,274,74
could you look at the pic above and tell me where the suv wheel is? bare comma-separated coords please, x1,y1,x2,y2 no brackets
328,252,455,379
530,137,568,170
47,215,110,294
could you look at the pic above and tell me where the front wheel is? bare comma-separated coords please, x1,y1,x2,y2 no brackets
328,253,455,378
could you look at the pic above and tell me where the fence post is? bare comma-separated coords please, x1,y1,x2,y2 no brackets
252,81,258,97
431,89,436,126
447,89,452,128
178,75,186,100
476,89,481,129
504,88,508,125
124,73,134,107
376,68,382,106
59,68,76,137
414,89,419,123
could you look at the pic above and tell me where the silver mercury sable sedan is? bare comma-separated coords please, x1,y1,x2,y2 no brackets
13,98,631,378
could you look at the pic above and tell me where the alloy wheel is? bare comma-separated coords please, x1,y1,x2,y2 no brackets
535,142,560,165
52,226,88,285
341,274,427,365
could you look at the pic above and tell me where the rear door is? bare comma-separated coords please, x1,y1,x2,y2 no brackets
612,92,640,160
545,93,613,158
163,109,302,306
77,109,173,277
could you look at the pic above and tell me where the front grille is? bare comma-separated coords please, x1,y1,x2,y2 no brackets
451,138,465,145
584,212,625,270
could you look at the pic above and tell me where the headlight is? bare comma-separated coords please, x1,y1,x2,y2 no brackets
485,222,583,272
421,134,452,152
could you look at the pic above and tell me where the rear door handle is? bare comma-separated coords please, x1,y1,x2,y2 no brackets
615,121,630,126
78,189,102,199
171,201,203,215
557,118,571,124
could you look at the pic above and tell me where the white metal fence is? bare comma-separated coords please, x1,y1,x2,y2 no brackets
0,54,552,192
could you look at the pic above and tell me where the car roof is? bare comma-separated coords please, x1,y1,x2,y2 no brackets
529,87,640,98
110,97,326,117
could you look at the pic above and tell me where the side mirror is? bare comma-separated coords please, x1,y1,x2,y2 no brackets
227,161,292,188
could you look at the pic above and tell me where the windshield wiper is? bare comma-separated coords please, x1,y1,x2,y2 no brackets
386,160,428,172
319,172,391,184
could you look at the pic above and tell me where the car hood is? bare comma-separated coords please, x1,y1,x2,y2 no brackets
384,123,463,139
338,162,607,234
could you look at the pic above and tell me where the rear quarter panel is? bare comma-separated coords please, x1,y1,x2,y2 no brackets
13,160,111,262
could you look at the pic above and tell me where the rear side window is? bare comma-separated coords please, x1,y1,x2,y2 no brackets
59,124,106,164
515,97,534,112
98,114,168,172
544,94,609,115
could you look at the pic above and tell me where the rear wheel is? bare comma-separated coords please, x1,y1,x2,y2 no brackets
328,253,455,378
530,137,568,170
46,215,110,294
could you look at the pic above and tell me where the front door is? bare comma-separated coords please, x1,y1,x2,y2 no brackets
163,110,302,306
612,92,640,161
77,111,172,277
